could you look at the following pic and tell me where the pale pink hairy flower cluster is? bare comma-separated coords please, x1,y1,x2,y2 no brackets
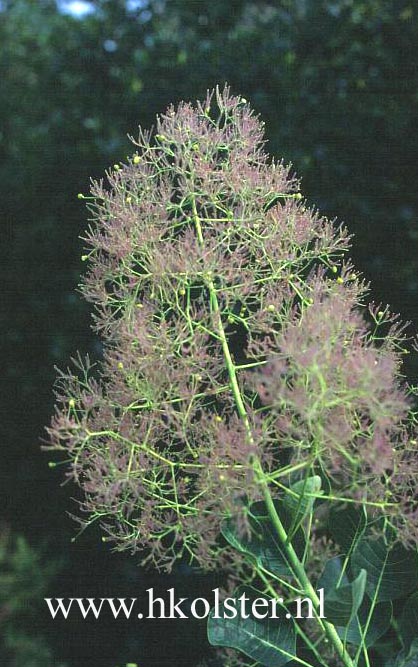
46,86,418,569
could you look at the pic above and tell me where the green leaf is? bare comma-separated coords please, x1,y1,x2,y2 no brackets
221,503,305,577
328,504,367,552
351,537,418,602
318,556,367,625
400,593,418,653
208,585,296,667
282,476,322,531
336,597,392,647
221,477,320,577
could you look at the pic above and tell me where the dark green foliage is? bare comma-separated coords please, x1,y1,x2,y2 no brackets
212,490,418,666
0,527,65,667
351,536,418,602
208,586,296,667
317,557,366,626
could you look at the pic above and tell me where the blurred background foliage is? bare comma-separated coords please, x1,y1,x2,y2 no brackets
2,0,418,664
0,525,67,667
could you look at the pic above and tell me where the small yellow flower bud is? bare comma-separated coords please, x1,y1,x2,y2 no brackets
331,266,338,273
117,361,124,370
126,196,132,204
81,254,88,262
178,288,186,296
133,155,141,164
191,142,199,151
228,315,235,323
215,415,223,422
219,474,226,481
295,192,302,200
114,163,120,170
48,461,57,468
267,304,275,312
69,398,76,408
377,311,385,319
337,276,344,284
77,193,84,199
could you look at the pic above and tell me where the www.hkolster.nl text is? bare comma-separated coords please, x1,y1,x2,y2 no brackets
44,588,326,621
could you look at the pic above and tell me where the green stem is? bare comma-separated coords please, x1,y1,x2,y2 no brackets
257,567,329,667
191,195,355,667
260,482,355,667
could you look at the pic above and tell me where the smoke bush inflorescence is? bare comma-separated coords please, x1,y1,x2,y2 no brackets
46,86,418,577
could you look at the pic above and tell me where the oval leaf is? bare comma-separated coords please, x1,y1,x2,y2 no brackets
336,598,392,647
328,504,367,552
283,476,322,531
318,556,367,625
208,585,296,667
221,498,305,577
351,538,418,602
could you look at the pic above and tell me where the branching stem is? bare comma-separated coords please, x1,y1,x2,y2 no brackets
191,194,356,667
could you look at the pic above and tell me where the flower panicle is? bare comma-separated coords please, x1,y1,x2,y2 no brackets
47,85,418,569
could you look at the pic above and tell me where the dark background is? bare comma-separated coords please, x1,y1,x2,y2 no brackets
2,0,418,665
